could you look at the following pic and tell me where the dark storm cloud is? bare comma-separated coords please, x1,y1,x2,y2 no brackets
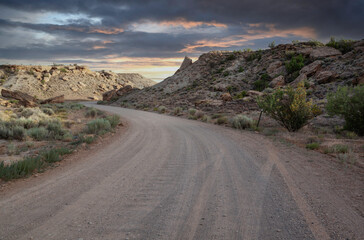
0,0,363,69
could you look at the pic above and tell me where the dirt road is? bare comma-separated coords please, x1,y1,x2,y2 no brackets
0,104,363,239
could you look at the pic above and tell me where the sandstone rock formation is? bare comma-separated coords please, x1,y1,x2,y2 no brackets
1,89,38,107
0,65,155,101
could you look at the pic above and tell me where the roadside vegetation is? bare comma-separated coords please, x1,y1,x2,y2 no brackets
0,103,121,181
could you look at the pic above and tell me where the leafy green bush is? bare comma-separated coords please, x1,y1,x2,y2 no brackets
0,156,43,180
326,85,364,135
285,54,305,74
246,50,262,62
258,82,321,132
86,118,111,135
230,114,254,130
106,115,120,128
28,127,49,140
326,37,354,54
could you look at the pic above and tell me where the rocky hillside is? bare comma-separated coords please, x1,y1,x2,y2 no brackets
115,40,364,114
0,65,155,101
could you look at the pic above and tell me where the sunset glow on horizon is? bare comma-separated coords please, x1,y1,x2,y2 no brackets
0,1,362,81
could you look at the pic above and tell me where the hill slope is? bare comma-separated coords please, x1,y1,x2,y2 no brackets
115,40,364,114
0,65,155,100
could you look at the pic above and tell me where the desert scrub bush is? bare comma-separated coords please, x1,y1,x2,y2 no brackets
173,107,182,115
326,85,364,136
234,90,247,99
216,116,228,125
0,156,43,180
106,115,120,128
85,108,98,117
326,37,354,54
0,123,26,140
258,81,321,132
42,108,54,116
42,149,60,163
46,121,68,139
201,115,211,122
27,127,49,141
285,54,305,75
195,111,204,119
230,114,254,130
158,106,166,113
188,108,197,116
254,73,271,92
60,68,67,73
306,142,320,150
86,118,111,135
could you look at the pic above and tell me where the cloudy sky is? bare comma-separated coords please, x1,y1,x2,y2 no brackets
0,0,363,80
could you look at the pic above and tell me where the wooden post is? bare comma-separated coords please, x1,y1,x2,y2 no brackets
257,110,263,128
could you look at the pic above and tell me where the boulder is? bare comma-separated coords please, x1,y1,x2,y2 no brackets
315,71,335,84
269,75,285,88
1,89,38,107
299,60,323,77
40,95,64,104
290,73,307,87
310,47,341,58
221,92,232,101
116,85,134,96
267,61,283,77
247,90,264,97
102,89,117,101
352,75,364,85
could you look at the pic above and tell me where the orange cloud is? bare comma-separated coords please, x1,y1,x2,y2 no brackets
160,18,227,29
92,45,107,50
179,24,316,53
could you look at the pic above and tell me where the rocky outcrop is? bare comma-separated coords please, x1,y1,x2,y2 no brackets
102,90,117,101
40,95,65,104
175,57,193,74
116,85,134,96
113,39,364,116
1,89,38,107
0,65,155,100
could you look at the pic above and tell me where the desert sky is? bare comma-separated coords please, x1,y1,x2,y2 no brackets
0,0,362,81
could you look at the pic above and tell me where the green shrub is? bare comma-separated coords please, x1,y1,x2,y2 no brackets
174,107,182,115
201,115,211,122
42,108,54,116
86,108,98,117
188,108,197,116
268,41,276,49
86,118,111,135
331,144,349,154
253,79,268,92
258,82,321,132
226,54,236,61
0,123,26,140
216,116,228,125
234,90,247,99
0,156,43,180
158,106,166,113
42,149,60,163
106,115,120,128
306,142,320,150
326,37,354,54
326,85,364,135
230,114,254,130
28,127,49,140
285,54,305,74
238,67,244,73
60,68,67,73
246,50,262,62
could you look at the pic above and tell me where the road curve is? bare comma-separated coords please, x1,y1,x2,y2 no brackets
0,104,335,239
